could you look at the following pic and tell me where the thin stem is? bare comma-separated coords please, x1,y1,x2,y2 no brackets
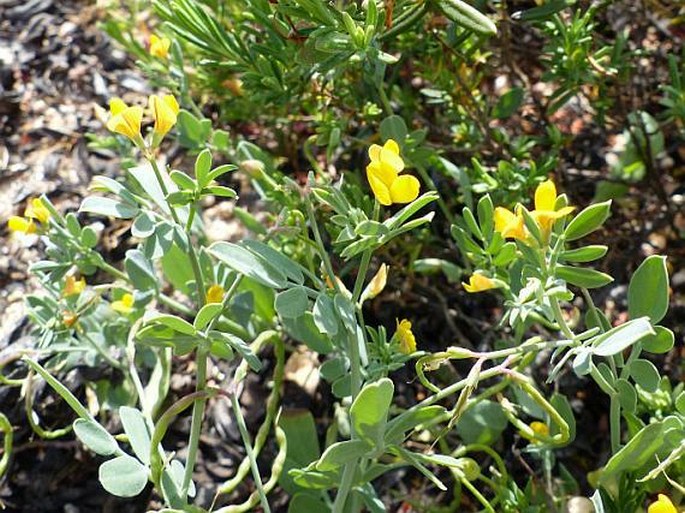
610,393,621,454
231,392,271,513
148,157,206,305
549,297,575,340
304,194,339,293
180,347,208,499
79,331,124,370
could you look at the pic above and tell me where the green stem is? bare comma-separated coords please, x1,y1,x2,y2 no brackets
180,347,208,500
304,194,339,293
610,393,621,454
549,297,575,340
148,157,206,305
231,393,271,513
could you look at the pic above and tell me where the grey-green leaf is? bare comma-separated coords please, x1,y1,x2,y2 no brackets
119,407,151,465
592,317,655,357
563,201,611,241
73,418,119,456
80,197,139,219
350,378,394,450
629,359,661,392
98,454,149,497
275,287,309,318
209,242,287,289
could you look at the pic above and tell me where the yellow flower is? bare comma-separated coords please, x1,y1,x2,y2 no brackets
530,179,575,235
112,293,135,314
530,421,549,437
396,318,417,354
206,284,225,304
106,98,144,145
649,494,678,513
62,310,79,329
7,216,36,234
494,206,527,240
462,273,498,293
149,94,180,141
366,139,420,206
24,198,50,224
361,263,388,301
149,34,171,59
63,276,86,297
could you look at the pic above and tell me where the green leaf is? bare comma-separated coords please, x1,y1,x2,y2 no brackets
242,240,305,285
281,313,334,354
209,241,287,289
592,317,655,357
119,407,151,465
379,115,408,143
476,194,494,240
628,255,669,324
355,220,389,237
384,192,438,231
194,303,223,330
98,454,149,498
315,440,371,472
125,249,158,291
80,226,99,248
561,245,608,263
492,87,524,119
194,149,212,185
147,314,197,336
73,419,119,456
279,410,321,495
556,264,613,289
313,294,339,337
385,405,447,445
23,358,90,420
438,0,497,35
600,420,668,482
132,212,156,239
80,197,139,219
208,331,261,371
513,0,572,21
642,326,675,354
288,494,330,513
319,357,347,382
629,359,661,393
615,379,637,413
564,201,611,241
275,287,309,318
201,185,237,199
455,400,508,445
176,110,212,148
350,378,394,450
169,170,196,191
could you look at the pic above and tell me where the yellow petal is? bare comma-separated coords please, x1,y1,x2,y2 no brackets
368,144,383,162
107,105,143,142
396,319,417,354
362,263,388,301
109,97,128,116
529,421,549,437
150,94,179,137
150,34,171,59
112,293,134,314
535,180,557,211
494,207,516,233
462,274,497,293
25,198,50,224
8,216,36,234
379,142,404,172
206,284,225,304
63,276,86,296
648,495,677,513
367,168,393,206
389,174,420,204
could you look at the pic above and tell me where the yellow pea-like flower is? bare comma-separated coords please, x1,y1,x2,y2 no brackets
529,421,550,437
112,293,135,314
63,276,86,297
530,179,575,234
494,206,527,240
149,34,171,59
361,263,388,301
106,97,144,145
366,139,420,206
7,216,36,234
462,273,498,293
396,318,417,354
648,494,678,513
24,198,50,224
149,94,180,141
206,284,225,304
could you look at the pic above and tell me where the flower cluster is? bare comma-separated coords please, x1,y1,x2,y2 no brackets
106,94,179,150
464,179,574,293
